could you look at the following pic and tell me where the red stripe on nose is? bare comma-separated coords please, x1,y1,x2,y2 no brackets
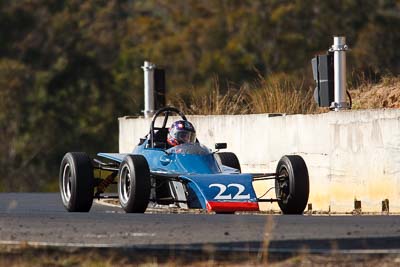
206,201,259,212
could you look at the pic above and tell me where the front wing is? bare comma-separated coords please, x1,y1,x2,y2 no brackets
181,174,259,212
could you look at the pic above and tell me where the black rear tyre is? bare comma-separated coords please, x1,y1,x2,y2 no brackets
59,152,94,212
216,152,241,173
118,155,151,213
275,155,309,214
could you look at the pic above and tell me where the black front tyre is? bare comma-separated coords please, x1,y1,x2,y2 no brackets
216,152,241,173
118,155,151,213
275,155,309,215
59,152,94,212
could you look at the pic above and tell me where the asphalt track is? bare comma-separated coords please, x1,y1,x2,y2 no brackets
1,193,400,254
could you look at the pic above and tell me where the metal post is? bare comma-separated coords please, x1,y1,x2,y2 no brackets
142,61,156,118
330,36,350,111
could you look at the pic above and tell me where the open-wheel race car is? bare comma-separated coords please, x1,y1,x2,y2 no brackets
59,107,309,214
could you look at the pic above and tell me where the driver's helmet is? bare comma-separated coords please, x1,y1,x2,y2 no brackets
167,120,196,147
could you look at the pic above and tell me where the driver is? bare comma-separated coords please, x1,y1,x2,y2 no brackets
167,120,196,147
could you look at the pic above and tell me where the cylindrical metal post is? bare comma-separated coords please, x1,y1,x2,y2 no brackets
330,36,350,111
142,61,156,118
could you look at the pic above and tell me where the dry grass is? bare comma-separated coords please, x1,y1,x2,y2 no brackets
351,76,400,109
1,245,400,267
169,75,400,115
169,75,320,115
170,77,251,115
248,75,318,114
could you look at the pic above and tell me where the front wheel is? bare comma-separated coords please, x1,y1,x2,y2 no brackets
118,155,151,213
59,152,94,212
275,155,309,214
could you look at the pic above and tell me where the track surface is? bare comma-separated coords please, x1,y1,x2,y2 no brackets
1,193,400,253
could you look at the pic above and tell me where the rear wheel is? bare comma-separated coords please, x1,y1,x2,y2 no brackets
59,152,94,212
118,155,151,213
216,152,241,173
275,155,309,214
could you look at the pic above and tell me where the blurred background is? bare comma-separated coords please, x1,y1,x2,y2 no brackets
0,0,399,191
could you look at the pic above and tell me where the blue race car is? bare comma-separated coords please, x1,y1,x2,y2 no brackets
59,107,309,214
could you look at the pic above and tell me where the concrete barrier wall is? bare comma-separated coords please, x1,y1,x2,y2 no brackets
119,109,400,213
